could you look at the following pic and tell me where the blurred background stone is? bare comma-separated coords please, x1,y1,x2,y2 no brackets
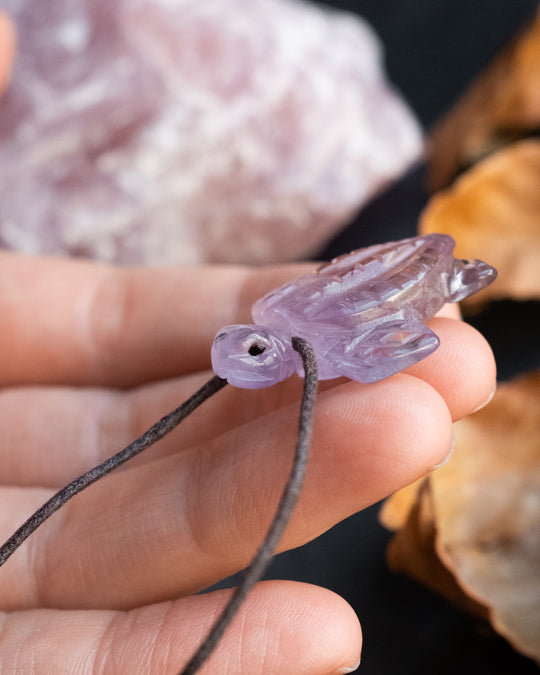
0,0,421,265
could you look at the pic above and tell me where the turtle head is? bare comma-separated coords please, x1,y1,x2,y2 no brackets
211,325,298,388
447,257,498,302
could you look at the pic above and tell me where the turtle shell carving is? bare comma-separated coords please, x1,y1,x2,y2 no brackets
212,234,497,388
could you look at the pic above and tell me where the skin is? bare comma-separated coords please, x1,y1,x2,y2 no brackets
0,14,496,673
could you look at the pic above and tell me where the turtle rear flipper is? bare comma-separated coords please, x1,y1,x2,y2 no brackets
326,321,439,383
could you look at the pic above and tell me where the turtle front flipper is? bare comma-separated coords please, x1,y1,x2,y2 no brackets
325,320,440,383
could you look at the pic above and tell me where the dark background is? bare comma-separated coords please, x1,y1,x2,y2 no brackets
267,2,539,674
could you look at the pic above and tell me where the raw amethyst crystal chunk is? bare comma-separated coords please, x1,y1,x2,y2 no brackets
211,234,497,387
0,0,422,265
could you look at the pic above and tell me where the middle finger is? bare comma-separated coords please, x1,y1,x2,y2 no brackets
0,372,452,611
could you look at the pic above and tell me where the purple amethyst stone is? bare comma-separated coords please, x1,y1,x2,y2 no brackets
211,234,497,388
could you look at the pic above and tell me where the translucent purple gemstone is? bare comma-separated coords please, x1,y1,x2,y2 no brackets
0,0,421,266
211,234,497,388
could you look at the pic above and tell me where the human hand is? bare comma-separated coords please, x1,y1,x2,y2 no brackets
0,13,496,672
0,248,496,673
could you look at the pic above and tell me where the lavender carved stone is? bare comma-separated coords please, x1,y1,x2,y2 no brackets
211,234,497,387
0,0,421,265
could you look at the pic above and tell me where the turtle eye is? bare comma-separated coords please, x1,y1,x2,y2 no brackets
248,343,266,356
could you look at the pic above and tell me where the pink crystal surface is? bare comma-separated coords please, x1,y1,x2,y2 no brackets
211,234,497,387
0,0,422,265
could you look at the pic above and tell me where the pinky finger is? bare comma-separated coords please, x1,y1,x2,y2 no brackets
0,581,362,675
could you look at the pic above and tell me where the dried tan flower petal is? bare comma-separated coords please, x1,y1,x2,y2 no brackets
428,8,540,190
383,371,540,665
420,140,540,307
385,481,489,618
432,370,540,664
379,478,425,531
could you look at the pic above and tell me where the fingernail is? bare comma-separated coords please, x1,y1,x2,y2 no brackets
334,658,361,674
471,385,496,414
432,433,454,470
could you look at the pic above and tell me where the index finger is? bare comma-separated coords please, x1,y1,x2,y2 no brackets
0,251,309,387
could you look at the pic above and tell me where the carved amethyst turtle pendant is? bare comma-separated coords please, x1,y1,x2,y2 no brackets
211,234,497,388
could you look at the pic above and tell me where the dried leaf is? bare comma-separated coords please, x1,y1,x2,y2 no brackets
428,7,540,189
384,371,540,665
433,370,540,664
420,140,540,307
379,478,425,531
385,481,489,619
